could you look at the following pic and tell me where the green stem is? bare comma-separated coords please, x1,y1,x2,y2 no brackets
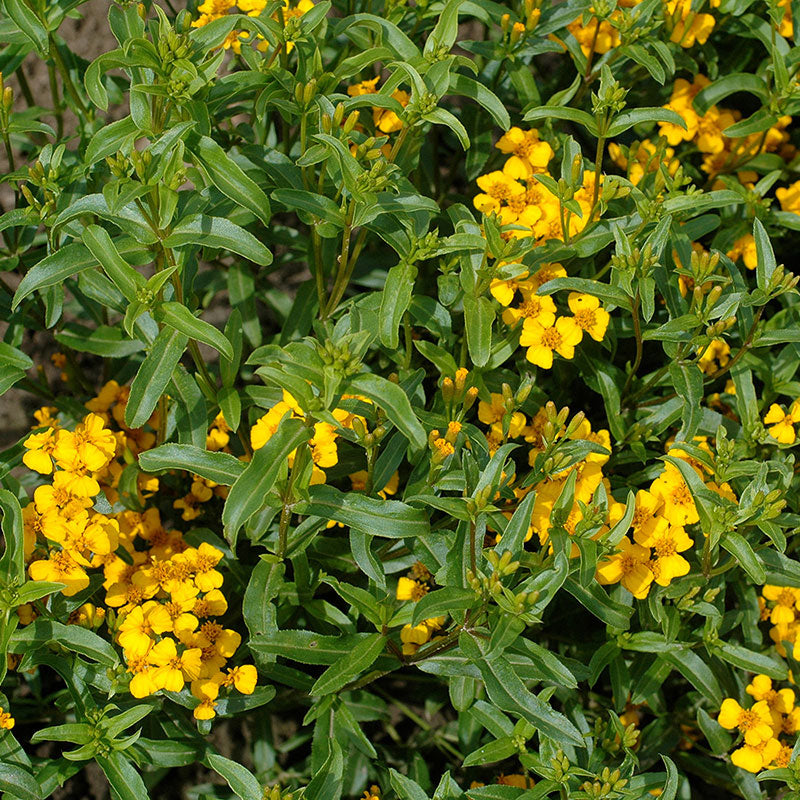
48,36,87,116
620,290,642,398
321,198,356,319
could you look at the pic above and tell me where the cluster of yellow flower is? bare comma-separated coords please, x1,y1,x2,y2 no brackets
491,262,611,369
473,127,599,243
777,180,800,216
347,77,410,137
477,396,614,554
175,413,231,521
566,0,719,56
763,401,800,445
0,707,14,730
251,389,370,483
20,387,257,722
596,443,735,598
192,0,313,54
395,562,446,655
760,584,800,657
717,675,798,772
659,76,794,181
608,139,679,187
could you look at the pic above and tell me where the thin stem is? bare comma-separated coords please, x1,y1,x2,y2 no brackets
620,290,642,398
321,198,356,319
49,36,88,116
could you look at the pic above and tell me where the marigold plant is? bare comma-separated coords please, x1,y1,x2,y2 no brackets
1,0,800,796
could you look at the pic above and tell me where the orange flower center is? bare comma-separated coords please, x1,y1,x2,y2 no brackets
540,328,563,349
574,309,598,331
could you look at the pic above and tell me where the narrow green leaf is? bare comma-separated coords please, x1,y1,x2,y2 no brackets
310,632,385,695
125,327,188,428
222,417,311,545
164,215,272,266
299,484,429,539
153,302,234,361
412,587,475,626
138,444,245,484
344,372,426,450
95,752,149,800
191,135,271,225
82,225,146,303
206,753,262,800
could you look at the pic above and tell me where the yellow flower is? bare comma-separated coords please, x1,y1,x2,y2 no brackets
501,288,557,329
764,402,800,444
347,77,380,97
118,605,156,656
519,316,583,369
0,708,15,730
474,170,525,216
193,589,229,618
649,465,699,527
52,413,116,473
731,736,781,772
32,406,60,429
777,180,800,216
221,664,258,694
28,551,89,596
149,637,203,692
717,698,774,745
495,127,554,178
665,0,716,47
22,430,56,474
746,674,795,719
596,537,654,599
567,292,610,342
191,679,220,719
374,89,410,134
396,577,427,601
727,234,757,270
634,524,692,587
761,585,800,625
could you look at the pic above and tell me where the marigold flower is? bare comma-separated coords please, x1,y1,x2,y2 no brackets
519,316,582,369
764,402,800,445
718,698,774,746
596,537,654,599
567,292,610,342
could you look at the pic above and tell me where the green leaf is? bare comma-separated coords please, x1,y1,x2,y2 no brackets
379,262,417,349
753,217,777,292
55,325,147,358
412,587,476,626
191,135,271,225
250,630,378,665
206,753,262,800
3,0,48,53
95,752,149,800
462,737,517,768
669,362,703,442
153,302,234,361
474,653,585,748
522,105,598,135
659,650,722,705
0,762,42,800
310,632,385,695
713,641,786,680
299,484,429,539
720,531,766,584
463,295,494,368
243,557,284,637
11,620,119,667
271,189,345,225
0,342,33,371
125,327,188,428
81,225,146,303
164,215,272,266
85,116,139,164
537,276,630,308
423,107,470,150
343,372,426,450
12,239,139,309
222,417,311,545
447,74,510,130
15,581,64,604
693,73,769,115
138,444,245,484
606,107,686,137
390,768,431,800
660,755,679,800
0,490,24,585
